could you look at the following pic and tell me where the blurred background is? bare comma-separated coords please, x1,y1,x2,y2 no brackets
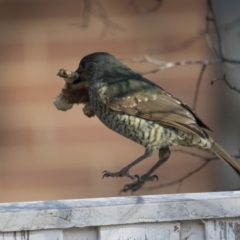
0,0,240,203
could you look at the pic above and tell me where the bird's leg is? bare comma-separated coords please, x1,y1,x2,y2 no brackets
102,150,154,180
121,147,170,192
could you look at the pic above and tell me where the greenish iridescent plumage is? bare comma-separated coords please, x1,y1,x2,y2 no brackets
70,52,240,192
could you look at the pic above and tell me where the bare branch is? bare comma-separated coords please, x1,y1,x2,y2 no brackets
205,8,220,57
143,149,214,191
144,149,240,191
192,64,207,110
123,55,221,75
136,1,240,191
208,0,240,64
171,149,216,160
146,161,210,191
211,74,240,94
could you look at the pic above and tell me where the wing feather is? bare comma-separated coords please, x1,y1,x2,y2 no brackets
101,77,210,138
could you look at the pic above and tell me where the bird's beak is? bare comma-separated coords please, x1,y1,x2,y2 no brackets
57,69,81,85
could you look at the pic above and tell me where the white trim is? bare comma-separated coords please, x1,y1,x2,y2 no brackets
1,191,240,239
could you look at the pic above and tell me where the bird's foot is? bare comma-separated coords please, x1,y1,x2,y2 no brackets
121,173,158,193
102,169,138,180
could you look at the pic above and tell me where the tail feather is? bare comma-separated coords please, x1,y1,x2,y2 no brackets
210,140,240,176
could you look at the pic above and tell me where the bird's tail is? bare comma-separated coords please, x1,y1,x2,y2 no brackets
210,139,240,176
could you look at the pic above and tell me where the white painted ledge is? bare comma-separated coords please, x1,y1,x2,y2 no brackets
0,191,240,239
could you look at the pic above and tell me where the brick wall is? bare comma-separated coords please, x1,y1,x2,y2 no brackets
0,0,221,202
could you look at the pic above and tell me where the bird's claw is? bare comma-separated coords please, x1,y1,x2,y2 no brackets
121,181,144,193
120,174,159,193
142,174,158,181
102,170,138,180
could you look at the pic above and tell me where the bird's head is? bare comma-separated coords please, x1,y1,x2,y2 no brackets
54,52,132,112
74,52,132,84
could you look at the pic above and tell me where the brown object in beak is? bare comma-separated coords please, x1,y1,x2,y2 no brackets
61,82,90,104
54,68,95,117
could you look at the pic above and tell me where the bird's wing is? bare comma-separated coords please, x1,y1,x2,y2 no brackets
102,77,210,138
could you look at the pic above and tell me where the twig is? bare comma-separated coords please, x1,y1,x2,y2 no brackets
205,8,220,58
171,149,217,160
208,0,240,64
192,64,207,110
123,55,221,75
211,74,240,94
144,149,215,191
145,160,210,191
205,1,240,95
144,149,240,191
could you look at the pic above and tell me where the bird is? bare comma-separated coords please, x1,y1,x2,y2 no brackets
55,52,240,192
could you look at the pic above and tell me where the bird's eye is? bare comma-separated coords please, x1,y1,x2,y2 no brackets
81,62,86,68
